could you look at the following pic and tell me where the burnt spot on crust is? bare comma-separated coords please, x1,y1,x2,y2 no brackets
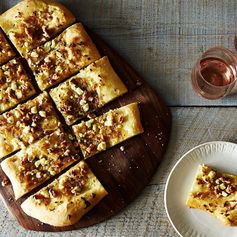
81,197,91,209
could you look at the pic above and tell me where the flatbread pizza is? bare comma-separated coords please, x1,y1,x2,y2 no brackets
187,165,237,226
0,58,36,113
0,92,61,158
26,23,101,90
21,161,108,226
1,130,80,199
50,56,128,125
0,0,75,56
0,0,147,228
72,103,144,158
0,29,15,65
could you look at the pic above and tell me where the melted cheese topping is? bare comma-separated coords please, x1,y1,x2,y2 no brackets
0,92,61,158
26,23,100,90
0,30,15,65
0,58,36,113
72,103,144,158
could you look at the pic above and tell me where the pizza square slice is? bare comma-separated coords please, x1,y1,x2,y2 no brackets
0,58,36,113
50,56,128,125
21,160,108,227
72,103,144,158
26,23,101,91
186,165,237,226
0,0,75,56
0,29,15,65
1,130,80,199
0,92,61,158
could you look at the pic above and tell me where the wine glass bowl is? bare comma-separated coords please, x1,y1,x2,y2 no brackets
191,47,237,100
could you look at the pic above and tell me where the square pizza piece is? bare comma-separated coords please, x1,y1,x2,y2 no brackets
0,0,75,56
73,103,144,158
0,58,36,113
21,160,108,227
0,92,61,159
186,165,237,226
1,130,80,199
50,56,128,125
0,29,15,65
26,23,101,90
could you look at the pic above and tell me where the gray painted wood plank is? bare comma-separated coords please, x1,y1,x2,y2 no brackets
1,107,237,236
1,0,237,105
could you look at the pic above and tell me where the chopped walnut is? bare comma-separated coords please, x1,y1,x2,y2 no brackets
31,106,37,114
220,183,226,190
208,170,216,180
82,103,89,112
30,51,39,58
104,114,114,127
97,141,106,151
15,90,23,99
6,116,14,124
199,166,236,198
36,172,41,179
28,135,34,144
226,185,235,194
221,191,228,197
74,110,125,156
14,110,21,118
39,110,46,117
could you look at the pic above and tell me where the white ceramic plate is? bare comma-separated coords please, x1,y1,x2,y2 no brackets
164,141,237,237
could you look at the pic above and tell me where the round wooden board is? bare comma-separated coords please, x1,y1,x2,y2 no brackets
0,27,172,231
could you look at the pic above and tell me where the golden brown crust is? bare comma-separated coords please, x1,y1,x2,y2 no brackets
50,56,128,125
0,0,75,56
0,92,61,159
72,103,144,158
21,161,108,227
0,58,36,113
0,30,15,65
1,130,80,199
186,165,237,226
26,23,101,90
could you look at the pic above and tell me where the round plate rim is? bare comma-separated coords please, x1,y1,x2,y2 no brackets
164,141,237,237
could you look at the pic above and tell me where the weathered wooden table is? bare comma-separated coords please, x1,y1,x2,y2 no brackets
0,0,237,236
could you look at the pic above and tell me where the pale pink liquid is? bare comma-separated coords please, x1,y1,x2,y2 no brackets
200,58,235,86
192,57,236,99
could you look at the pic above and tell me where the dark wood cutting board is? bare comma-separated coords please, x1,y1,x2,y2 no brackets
0,27,172,232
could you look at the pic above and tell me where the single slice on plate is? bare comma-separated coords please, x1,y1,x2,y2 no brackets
26,23,100,90
186,164,237,226
0,29,15,65
72,102,144,158
21,160,108,227
0,0,75,56
0,92,61,159
50,56,128,125
0,58,36,113
1,130,80,199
